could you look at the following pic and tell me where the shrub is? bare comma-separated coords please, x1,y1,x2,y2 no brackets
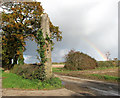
64,50,97,70
10,64,46,81
97,60,118,68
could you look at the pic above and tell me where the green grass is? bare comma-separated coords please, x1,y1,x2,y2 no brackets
52,68,65,73
90,74,120,81
2,71,63,90
52,66,117,73
0,68,2,77
0,71,1,77
52,68,80,73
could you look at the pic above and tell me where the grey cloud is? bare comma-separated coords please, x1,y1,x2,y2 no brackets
24,0,118,63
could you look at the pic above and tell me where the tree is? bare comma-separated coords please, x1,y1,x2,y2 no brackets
2,34,24,69
64,50,97,70
1,1,62,80
105,51,110,61
113,58,118,61
1,2,43,68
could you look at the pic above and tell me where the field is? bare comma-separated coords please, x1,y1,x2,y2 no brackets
53,66,119,83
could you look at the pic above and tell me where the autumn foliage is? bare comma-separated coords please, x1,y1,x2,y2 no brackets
1,2,62,70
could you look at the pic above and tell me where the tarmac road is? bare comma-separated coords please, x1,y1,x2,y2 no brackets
55,74,120,96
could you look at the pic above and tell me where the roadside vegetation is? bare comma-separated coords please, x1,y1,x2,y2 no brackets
2,69,63,90
90,74,120,82
53,66,118,73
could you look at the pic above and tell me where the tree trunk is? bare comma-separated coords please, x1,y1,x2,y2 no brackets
8,57,12,69
13,54,18,65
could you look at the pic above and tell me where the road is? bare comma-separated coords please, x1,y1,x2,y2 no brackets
55,74,120,96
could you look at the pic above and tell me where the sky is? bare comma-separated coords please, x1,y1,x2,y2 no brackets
23,0,119,63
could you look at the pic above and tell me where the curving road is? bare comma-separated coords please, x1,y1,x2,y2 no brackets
55,74,120,96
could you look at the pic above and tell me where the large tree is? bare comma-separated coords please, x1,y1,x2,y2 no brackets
1,2,43,68
1,1,62,79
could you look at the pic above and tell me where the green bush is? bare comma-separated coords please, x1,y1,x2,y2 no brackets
97,61,118,68
64,50,97,70
10,64,46,81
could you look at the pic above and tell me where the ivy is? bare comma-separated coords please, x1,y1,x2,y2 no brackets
36,29,46,65
45,34,54,51
35,29,47,80
36,29,54,65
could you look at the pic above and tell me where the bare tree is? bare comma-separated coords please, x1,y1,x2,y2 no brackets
105,51,111,61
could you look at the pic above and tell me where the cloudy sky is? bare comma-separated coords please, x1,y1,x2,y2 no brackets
24,0,118,63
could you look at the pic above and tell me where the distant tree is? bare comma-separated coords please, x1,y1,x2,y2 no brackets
113,58,118,61
105,51,110,61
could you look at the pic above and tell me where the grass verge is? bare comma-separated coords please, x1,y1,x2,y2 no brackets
52,68,80,73
52,67,117,73
90,74,120,82
2,71,63,90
